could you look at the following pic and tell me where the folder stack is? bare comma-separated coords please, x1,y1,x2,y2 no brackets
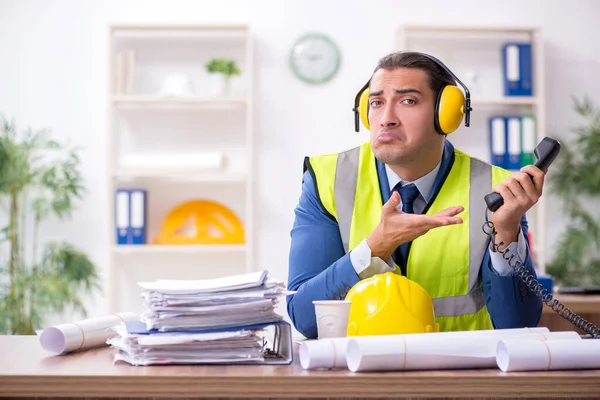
115,189,147,245
489,115,536,171
107,271,294,365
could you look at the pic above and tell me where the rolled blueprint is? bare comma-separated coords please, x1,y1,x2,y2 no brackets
299,327,552,370
345,330,581,372
496,338,600,372
38,312,139,355
299,338,351,370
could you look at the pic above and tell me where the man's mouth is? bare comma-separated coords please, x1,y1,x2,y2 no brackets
377,131,403,143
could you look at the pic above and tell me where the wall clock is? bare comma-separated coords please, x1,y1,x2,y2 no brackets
289,33,341,85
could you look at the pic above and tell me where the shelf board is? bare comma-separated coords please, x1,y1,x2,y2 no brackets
113,244,247,254
111,25,248,39
112,24,249,32
401,25,540,34
471,97,538,106
112,96,247,108
112,169,246,182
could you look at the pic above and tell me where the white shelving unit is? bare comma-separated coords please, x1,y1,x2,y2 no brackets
397,25,548,273
112,244,248,255
111,169,247,182
107,25,254,313
112,96,247,106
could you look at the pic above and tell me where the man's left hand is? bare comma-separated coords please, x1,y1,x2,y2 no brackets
491,165,545,250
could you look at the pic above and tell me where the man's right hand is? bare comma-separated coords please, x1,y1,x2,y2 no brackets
366,190,464,260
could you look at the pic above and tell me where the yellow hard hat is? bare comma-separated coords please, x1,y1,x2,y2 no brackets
345,272,440,336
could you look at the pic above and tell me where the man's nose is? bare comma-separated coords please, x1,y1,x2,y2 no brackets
380,104,399,127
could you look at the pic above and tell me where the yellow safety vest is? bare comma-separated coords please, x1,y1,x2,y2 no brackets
305,141,512,331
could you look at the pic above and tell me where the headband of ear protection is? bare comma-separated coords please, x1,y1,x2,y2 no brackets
352,52,472,136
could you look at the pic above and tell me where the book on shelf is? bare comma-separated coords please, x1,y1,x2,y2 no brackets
114,49,136,95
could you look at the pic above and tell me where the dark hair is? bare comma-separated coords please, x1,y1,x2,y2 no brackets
373,52,456,95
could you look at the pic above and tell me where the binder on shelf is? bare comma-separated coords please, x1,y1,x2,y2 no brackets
130,189,147,245
506,116,522,171
520,115,537,167
502,43,533,96
115,189,130,245
489,116,507,169
115,188,147,245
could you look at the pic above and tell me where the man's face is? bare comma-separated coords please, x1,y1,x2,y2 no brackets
368,67,441,166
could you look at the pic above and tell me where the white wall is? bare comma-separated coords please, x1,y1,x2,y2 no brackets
1,0,600,324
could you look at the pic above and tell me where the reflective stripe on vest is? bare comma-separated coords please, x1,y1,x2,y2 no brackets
334,146,361,253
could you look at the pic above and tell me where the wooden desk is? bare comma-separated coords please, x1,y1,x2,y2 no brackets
539,295,600,334
1,336,600,399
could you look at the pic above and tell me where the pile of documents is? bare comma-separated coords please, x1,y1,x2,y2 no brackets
108,270,294,366
139,270,285,331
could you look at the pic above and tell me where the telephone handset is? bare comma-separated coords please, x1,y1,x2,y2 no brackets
484,137,562,212
482,136,600,338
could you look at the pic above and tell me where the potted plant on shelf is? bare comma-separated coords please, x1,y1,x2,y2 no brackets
204,57,241,97
546,97,600,287
0,117,100,335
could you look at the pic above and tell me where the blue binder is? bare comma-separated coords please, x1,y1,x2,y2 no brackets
115,189,130,245
502,43,533,96
489,116,507,168
129,189,147,245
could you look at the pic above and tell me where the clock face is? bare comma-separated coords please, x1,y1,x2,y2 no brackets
289,33,341,84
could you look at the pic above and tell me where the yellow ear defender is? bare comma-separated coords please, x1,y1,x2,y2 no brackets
352,52,472,135
354,81,371,132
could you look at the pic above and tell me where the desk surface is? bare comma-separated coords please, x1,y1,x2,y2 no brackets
1,336,600,399
541,294,600,314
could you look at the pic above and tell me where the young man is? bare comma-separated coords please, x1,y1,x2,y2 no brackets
286,51,544,339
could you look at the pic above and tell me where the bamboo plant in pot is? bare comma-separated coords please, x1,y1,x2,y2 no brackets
0,117,100,335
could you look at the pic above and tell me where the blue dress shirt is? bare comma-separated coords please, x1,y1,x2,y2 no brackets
286,140,543,339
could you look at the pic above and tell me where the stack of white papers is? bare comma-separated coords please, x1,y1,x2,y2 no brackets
108,271,295,366
108,325,267,365
138,271,288,331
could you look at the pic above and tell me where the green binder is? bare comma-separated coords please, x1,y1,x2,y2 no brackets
520,115,536,167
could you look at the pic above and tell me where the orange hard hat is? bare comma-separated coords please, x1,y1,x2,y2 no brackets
345,272,439,336
153,200,244,245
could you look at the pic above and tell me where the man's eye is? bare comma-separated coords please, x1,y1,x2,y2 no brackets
370,100,382,107
402,99,416,105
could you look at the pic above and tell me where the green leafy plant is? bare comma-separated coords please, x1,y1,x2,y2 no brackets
205,58,241,78
546,97,600,286
0,117,100,335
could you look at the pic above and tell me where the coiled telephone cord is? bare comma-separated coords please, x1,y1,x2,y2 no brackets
482,212,600,339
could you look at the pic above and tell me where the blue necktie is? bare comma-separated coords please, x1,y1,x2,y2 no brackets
395,183,420,271
398,183,420,215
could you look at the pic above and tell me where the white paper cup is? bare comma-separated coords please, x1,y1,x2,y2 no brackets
312,300,352,339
